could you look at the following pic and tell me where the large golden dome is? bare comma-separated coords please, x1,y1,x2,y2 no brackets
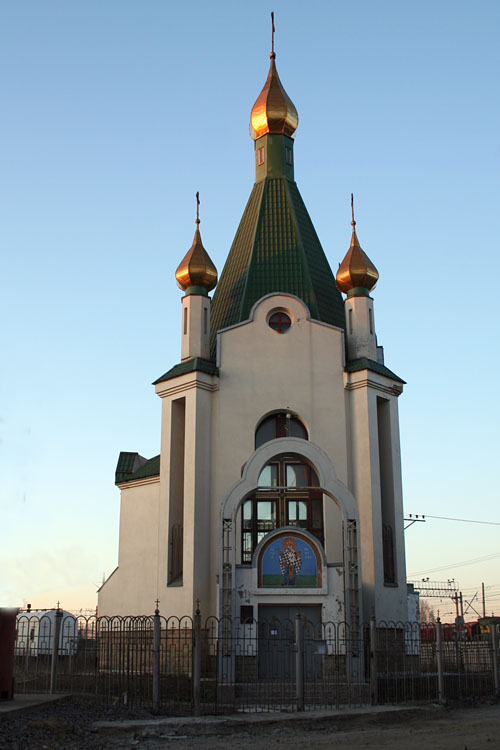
336,197,379,294
250,52,298,140
175,207,218,293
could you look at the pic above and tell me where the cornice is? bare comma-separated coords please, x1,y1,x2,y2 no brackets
155,372,219,399
344,372,403,397
116,475,160,490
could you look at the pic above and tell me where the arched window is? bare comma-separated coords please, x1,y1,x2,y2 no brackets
255,412,307,449
241,454,323,563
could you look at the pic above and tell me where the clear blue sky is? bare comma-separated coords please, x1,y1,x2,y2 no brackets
2,0,499,619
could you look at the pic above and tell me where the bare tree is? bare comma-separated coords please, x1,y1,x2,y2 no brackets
420,599,436,623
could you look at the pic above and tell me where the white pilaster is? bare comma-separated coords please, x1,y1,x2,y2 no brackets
346,369,407,622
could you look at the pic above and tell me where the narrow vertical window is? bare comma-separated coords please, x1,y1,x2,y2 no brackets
203,307,208,335
348,308,353,335
183,307,188,335
168,397,186,585
377,397,396,584
285,146,293,166
369,308,374,335
257,147,265,165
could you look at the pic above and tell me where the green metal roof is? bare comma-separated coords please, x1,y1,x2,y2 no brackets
115,452,160,485
153,357,219,385
345,357,405,384
210,174,345,358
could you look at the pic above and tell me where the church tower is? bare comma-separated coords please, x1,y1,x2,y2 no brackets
98,26,408,629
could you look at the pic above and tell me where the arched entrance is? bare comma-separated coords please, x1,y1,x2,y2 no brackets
219,437,361,631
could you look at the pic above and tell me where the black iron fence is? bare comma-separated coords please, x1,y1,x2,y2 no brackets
13,611,500,714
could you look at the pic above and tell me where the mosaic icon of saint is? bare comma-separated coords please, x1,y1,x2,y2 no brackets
277,537,302,586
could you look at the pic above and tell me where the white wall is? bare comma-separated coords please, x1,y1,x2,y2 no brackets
98,478,160,616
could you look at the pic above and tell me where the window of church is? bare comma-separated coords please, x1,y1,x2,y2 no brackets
168,397,186,585
258,463,278,487
255,412,307,449
285,146,293,166
268,311,291,333
257,147,265,165
241,455,323,563
377,397,397,585
286,462,318,488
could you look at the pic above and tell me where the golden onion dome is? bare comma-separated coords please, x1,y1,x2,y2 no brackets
250,52,298,140
336,196,379,294
175,194,218,293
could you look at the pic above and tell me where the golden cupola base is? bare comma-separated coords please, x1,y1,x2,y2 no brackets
336,196,379,297
175,197,218,296
250,51,298,140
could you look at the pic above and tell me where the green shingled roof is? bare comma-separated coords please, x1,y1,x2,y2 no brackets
345,357,405,384
115,452,160,485
153,357,219,385
210,176,345,358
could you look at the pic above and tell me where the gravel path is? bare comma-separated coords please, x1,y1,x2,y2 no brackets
1,697,499,750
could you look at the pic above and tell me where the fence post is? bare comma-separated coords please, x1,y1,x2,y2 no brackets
49,608,63,695
193,605,202,716
295,614,304,711
152,604,161,713
369,614,377,706
436,618,445,704
491,621,499,698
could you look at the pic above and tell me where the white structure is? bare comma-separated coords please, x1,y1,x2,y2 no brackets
15,609,78,657
99,43,407,631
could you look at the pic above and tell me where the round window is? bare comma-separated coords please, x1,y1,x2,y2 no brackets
268,311,291,333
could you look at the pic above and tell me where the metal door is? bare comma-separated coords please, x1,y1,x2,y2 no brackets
257,605,322,679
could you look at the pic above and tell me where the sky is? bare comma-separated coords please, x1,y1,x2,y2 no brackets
1,0,499,621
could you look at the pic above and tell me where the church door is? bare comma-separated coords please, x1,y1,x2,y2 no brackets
257,604,322,680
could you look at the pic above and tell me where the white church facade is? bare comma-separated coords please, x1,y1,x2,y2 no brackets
98,41,408,630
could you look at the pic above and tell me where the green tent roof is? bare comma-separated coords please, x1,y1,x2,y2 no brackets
210,175,345,358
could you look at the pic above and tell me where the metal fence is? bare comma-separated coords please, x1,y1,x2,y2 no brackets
13,611,500,714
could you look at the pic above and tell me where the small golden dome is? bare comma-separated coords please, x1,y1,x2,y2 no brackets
175,195,218,293
250,52,298,140
336,196,379,294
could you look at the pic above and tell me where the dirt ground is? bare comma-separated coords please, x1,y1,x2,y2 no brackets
161,705,500,750
1,699,499,749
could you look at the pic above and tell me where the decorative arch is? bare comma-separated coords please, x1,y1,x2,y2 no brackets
221,437,358,522
218,437,362,630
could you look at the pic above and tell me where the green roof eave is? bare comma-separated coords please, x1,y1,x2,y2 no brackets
345,357,406,384
153,357,219,385
115,452,160,485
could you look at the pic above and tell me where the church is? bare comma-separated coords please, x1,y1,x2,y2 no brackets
98,36,408,631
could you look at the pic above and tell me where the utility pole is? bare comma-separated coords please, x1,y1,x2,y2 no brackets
482,582,486,618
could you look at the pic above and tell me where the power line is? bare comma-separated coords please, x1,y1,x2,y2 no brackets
409,551,500,576
414,514,500,527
